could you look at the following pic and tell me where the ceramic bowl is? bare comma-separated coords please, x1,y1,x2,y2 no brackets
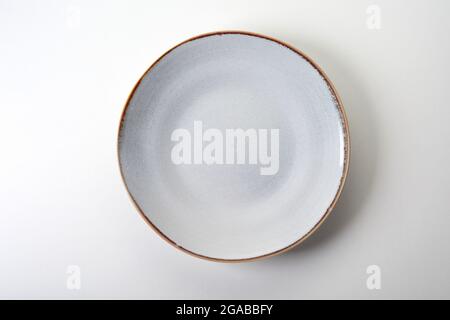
118,31,349,262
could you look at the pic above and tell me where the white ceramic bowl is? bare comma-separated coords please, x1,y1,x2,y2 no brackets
118,32,349,262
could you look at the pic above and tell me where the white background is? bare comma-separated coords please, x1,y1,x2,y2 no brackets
1,0,450,299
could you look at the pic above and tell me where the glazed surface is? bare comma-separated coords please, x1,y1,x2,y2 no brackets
119,33,347,260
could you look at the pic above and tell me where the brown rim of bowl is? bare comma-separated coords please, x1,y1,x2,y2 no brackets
117,30,350,263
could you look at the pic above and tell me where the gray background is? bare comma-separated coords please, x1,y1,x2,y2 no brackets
1,0,449,299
